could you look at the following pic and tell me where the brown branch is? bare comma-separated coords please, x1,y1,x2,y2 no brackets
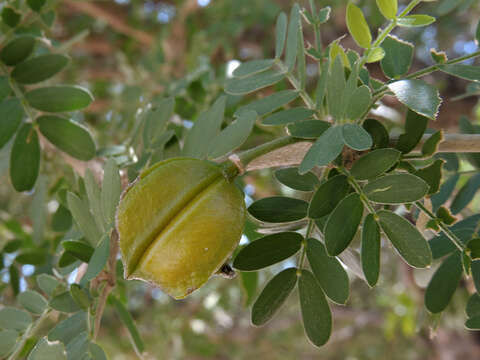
247,134,480,171
62,0,154,46
93,229,119,340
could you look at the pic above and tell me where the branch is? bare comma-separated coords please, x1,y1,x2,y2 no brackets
246,134,480,171
62,0,154,46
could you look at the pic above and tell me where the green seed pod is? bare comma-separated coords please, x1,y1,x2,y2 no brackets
116,158,245,299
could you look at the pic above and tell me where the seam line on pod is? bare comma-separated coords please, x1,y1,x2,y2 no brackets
119,159,223,276
132,177,226,275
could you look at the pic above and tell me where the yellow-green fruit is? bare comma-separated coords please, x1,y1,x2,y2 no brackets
116,158,245,299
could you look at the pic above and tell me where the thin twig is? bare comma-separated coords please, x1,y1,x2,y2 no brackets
93,229,119,339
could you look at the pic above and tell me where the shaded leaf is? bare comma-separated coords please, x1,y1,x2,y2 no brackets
37,116,95,161
307,238,349,304
422,130,443,157
12,54,69,84
233,59,275,78
252,268,297,326
225,69,285,95
0,307,32,331
48,312,87,345
37,274,62,297
438,64,480,82
308,174,350,219
287,120,330,139
298,270,332,347
263,107,314,126
238,90,298,116
233,232,303,271
275,12,287,58
0,36,35,66
0,329,17,358
25,86,93,112
285,4,300,71
466,293,480,318
0,98,23,149
425,252,462,313
208,110,256,158
342,123,372,150
345,85,371,120
248,196,308,223
361,214,381,287
299,125,344,174
18,290,48,315
183,96,226,158
325,193,363,256
380,35,414,78
49,292,81,313
101,158,121,227
82,234,110,284
67,192,101,244
275,167,319,191
10,123,40,192
414,159,444,195
27,337,66,360
363,118,389,149
62,240,94,263
450,173,480,214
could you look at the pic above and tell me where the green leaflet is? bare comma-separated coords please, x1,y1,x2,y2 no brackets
37,116,96,161
10,123,40,192
364,173,429,204
424,252,462,313
378,210,432,268
380,35,414,79
376,0,397,19
361,214,381,287
208,110,257,158
299,125,344,174
350,148,401,180
306,238,349,304
11,54,69,84
248,196,309,223
18,290,48,315
233,59,275,78
0,36,35,66
224,69,285,95
287,120,331,139
414,159,444,195
298,270,332,347
342,123,373,151
252,268,297,326
0,98,23,149
325,193,363,256
285,4,300,72
308,174,350,219
388,80,441,120
25,86,94,112
263,107,314,125
274,167,319,191
275,12,287,59
346,3,372,48
233,232,303,271
397,15,436,27
237,90,299,116
363,118,389,149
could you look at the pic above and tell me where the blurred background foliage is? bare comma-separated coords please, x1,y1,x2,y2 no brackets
1,0,480,358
